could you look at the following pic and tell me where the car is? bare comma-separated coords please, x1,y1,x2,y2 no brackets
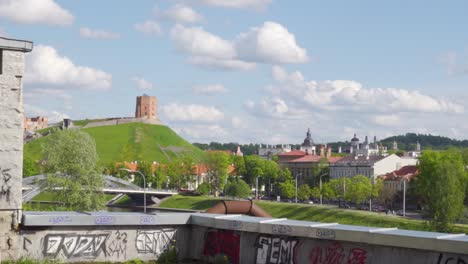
396,210,404,216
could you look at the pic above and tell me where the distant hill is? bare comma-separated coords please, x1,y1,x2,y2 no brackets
380,133,468,151
24,122,205,172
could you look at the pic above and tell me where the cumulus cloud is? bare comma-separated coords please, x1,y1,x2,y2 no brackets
372,114,400,126
0,0,74,26
235,22,308,64
24,88,73,110
161,103,224,122
162,4,204,24
269,66,464,114
25,45,112,90
134,20,162,35
231,116,247,129
198,0,271,9
131,76,153,90
24,103,70,123
175,124,228,142
192,84,227,95
170,22,307,70
79,27,120,40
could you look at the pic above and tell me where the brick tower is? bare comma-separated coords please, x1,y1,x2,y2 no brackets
135,94,157,119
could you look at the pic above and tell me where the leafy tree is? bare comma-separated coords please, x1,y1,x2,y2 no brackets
310,187,321,199
225,177,251,199
279,181,295,199
329,178,352,201
41,130,105,211
205,151,231,194
263,160,280,196
321,182,336,200
197,182,210,195
244,155,265,184
232,155,246,176
297,184,311,201
415,149,467,232
348,175,372,204
166,160,182,189
133,160,153,188
23,156,40,177
151,165,166,189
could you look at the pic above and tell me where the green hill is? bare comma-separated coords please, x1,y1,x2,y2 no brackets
24,122,204,174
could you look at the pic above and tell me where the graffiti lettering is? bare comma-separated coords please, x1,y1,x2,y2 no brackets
203,229,240,264
437,253,467,264
23,237,32,252
108,231,128,259
256,235,298,264
0,167,12,203
272,225,292,235
43,233,109,259
135,229,175,255
228,220,243,230
49,216,72,225
309,242,367,264
95,216,115,225
140,215,155,224
316,229,336,239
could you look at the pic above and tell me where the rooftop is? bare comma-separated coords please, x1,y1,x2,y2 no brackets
0,36,33,52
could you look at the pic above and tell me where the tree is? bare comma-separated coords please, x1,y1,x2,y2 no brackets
133,160,153,188
205,151,231,194
263,160,280,196
232,156,246,176
279,181,295,199
348,175,372,204
225,177,251,199
415,149,467,232
297,184,311,201
197,182,210,195
23,156,40,177
41,130,105,211
244,155,265,184
310,187,321,199
329,178,352,202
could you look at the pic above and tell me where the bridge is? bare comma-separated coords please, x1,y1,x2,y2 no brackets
22,175,178,202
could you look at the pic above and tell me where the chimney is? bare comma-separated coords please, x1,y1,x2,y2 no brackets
320,145,325,157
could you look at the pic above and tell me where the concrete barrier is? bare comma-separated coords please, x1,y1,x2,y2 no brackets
20,211,468,263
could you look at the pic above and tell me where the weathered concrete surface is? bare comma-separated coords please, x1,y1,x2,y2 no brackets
0,47,29,260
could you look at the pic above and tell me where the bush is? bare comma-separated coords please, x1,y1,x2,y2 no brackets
197,182,211,195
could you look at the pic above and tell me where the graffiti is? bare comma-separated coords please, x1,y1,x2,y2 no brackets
308,242,367,264
140,215,155,224
203,229,240,264
95,216,115,225
136,229,176,255
43,233,109,259
256,235,298,264
228,220,243,230
316,229,336,239
0,167,12,203
272,225,292,235
108,231,128,258
49,216,72,225
23,237,32,252
437,253,467,264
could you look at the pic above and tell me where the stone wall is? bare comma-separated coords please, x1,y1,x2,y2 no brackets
82,117,161,129
0,49,26,259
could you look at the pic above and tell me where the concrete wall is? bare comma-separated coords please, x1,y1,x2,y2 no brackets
0,49,27,259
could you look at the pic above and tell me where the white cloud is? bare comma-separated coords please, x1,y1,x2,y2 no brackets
0,0,74,26
134,20,162,35
270,66,464,114
198,0,271,9
169,22,307,70
161,103,224,122
79,27,120,40
235,22,308,64
231,116,247,129
25,45,112,90
170,24,236,60
163,4,204,24
24,88,73,110
24,103,70,123
372,114,400,126
131,76,153,90
192,84,227,95
174,124,228,142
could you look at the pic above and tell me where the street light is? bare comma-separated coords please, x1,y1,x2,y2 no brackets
403,178,407,217
318,172,328,205
256,175,262,200
120,168,147,214
295,173,303,203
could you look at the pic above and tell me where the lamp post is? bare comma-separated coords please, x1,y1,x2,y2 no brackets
256,175,262,200
318,172,328,205
403,178,407,217
295,173,303,203
120,168,147,214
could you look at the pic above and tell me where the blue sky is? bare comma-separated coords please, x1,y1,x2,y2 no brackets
2,0,468,144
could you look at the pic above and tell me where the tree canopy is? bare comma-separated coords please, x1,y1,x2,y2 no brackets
225,177,251,199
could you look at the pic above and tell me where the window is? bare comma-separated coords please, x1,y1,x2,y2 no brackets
0,49,3,75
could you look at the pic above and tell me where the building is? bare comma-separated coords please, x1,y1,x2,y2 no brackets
135,94,158,119
258,144,292,160
234,146,244,156
329,154,418,181
379,165,419,195
300,128,316,155
345,134,387,156
24,116,48,131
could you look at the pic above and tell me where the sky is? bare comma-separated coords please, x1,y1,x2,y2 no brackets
1,0,468,144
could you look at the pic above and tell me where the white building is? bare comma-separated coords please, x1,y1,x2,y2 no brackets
329,154,418,181
345,134,387,156
299,128,316,155
258,144,291,160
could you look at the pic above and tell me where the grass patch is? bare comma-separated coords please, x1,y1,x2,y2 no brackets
160,195,468,234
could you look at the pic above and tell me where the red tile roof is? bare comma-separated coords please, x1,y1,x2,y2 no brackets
382,165,419,181
278,150,306,156
289,155,343,164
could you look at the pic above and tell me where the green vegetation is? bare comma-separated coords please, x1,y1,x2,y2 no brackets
160,195,468,234
41,129,106,211
225,177,251,199
0,258,159,264
23,123,205,176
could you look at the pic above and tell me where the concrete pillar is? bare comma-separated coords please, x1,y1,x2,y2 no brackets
0,37,33,260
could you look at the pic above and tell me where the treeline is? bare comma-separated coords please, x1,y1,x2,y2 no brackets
380,133,468,151
193,142,260,156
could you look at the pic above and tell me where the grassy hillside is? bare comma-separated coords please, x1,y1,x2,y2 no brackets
159,195,468,234
24,122,205,172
